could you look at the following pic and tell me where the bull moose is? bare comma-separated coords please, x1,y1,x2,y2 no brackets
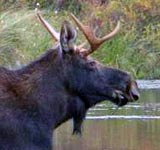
0,11,139,150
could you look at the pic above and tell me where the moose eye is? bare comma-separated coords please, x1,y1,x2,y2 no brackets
89,61,96,66
87,61,97,70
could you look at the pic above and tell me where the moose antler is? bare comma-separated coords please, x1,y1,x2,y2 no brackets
71,13,120,56
36,10,60,42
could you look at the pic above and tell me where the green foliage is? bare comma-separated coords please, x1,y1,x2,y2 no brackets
0,0,160,79
82,0,160,79
0,0,82,13
0,9,52,67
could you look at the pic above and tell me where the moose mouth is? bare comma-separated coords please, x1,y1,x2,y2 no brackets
111,82,139,107
111,90,137,106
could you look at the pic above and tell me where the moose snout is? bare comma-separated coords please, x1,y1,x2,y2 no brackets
130,81,140,101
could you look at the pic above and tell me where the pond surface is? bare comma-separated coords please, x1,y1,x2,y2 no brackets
54,89,160,150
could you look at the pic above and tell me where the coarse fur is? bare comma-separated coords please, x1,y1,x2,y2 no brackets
0,20,139,150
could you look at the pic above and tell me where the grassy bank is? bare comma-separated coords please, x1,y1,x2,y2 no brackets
0,0,160,79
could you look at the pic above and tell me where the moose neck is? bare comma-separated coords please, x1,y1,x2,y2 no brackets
14,48,86,132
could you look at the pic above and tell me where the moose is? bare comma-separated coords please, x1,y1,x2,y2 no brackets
0,11,139,150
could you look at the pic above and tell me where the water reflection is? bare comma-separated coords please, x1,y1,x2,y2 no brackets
54,89,160,150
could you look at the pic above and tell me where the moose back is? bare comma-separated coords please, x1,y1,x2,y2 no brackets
0,12,139,150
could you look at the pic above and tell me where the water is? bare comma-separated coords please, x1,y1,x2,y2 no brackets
54,89,160,150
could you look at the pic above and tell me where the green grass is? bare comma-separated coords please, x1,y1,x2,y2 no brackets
0,0,160,79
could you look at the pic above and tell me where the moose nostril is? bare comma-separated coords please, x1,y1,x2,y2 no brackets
133,93,139,100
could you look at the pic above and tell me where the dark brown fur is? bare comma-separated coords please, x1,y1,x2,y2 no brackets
0,20,139,150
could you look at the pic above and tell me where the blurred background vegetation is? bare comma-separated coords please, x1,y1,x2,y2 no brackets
0,0,160,79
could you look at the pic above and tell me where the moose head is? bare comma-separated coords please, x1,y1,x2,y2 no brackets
36,12,139,134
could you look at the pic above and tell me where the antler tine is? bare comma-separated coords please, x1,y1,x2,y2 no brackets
101,21,120,43
36,10,60,42
70,13,120,56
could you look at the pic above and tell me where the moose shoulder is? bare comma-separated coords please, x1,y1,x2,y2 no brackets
0,12,139,150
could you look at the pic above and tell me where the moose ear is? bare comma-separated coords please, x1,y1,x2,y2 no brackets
60,21,77,53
